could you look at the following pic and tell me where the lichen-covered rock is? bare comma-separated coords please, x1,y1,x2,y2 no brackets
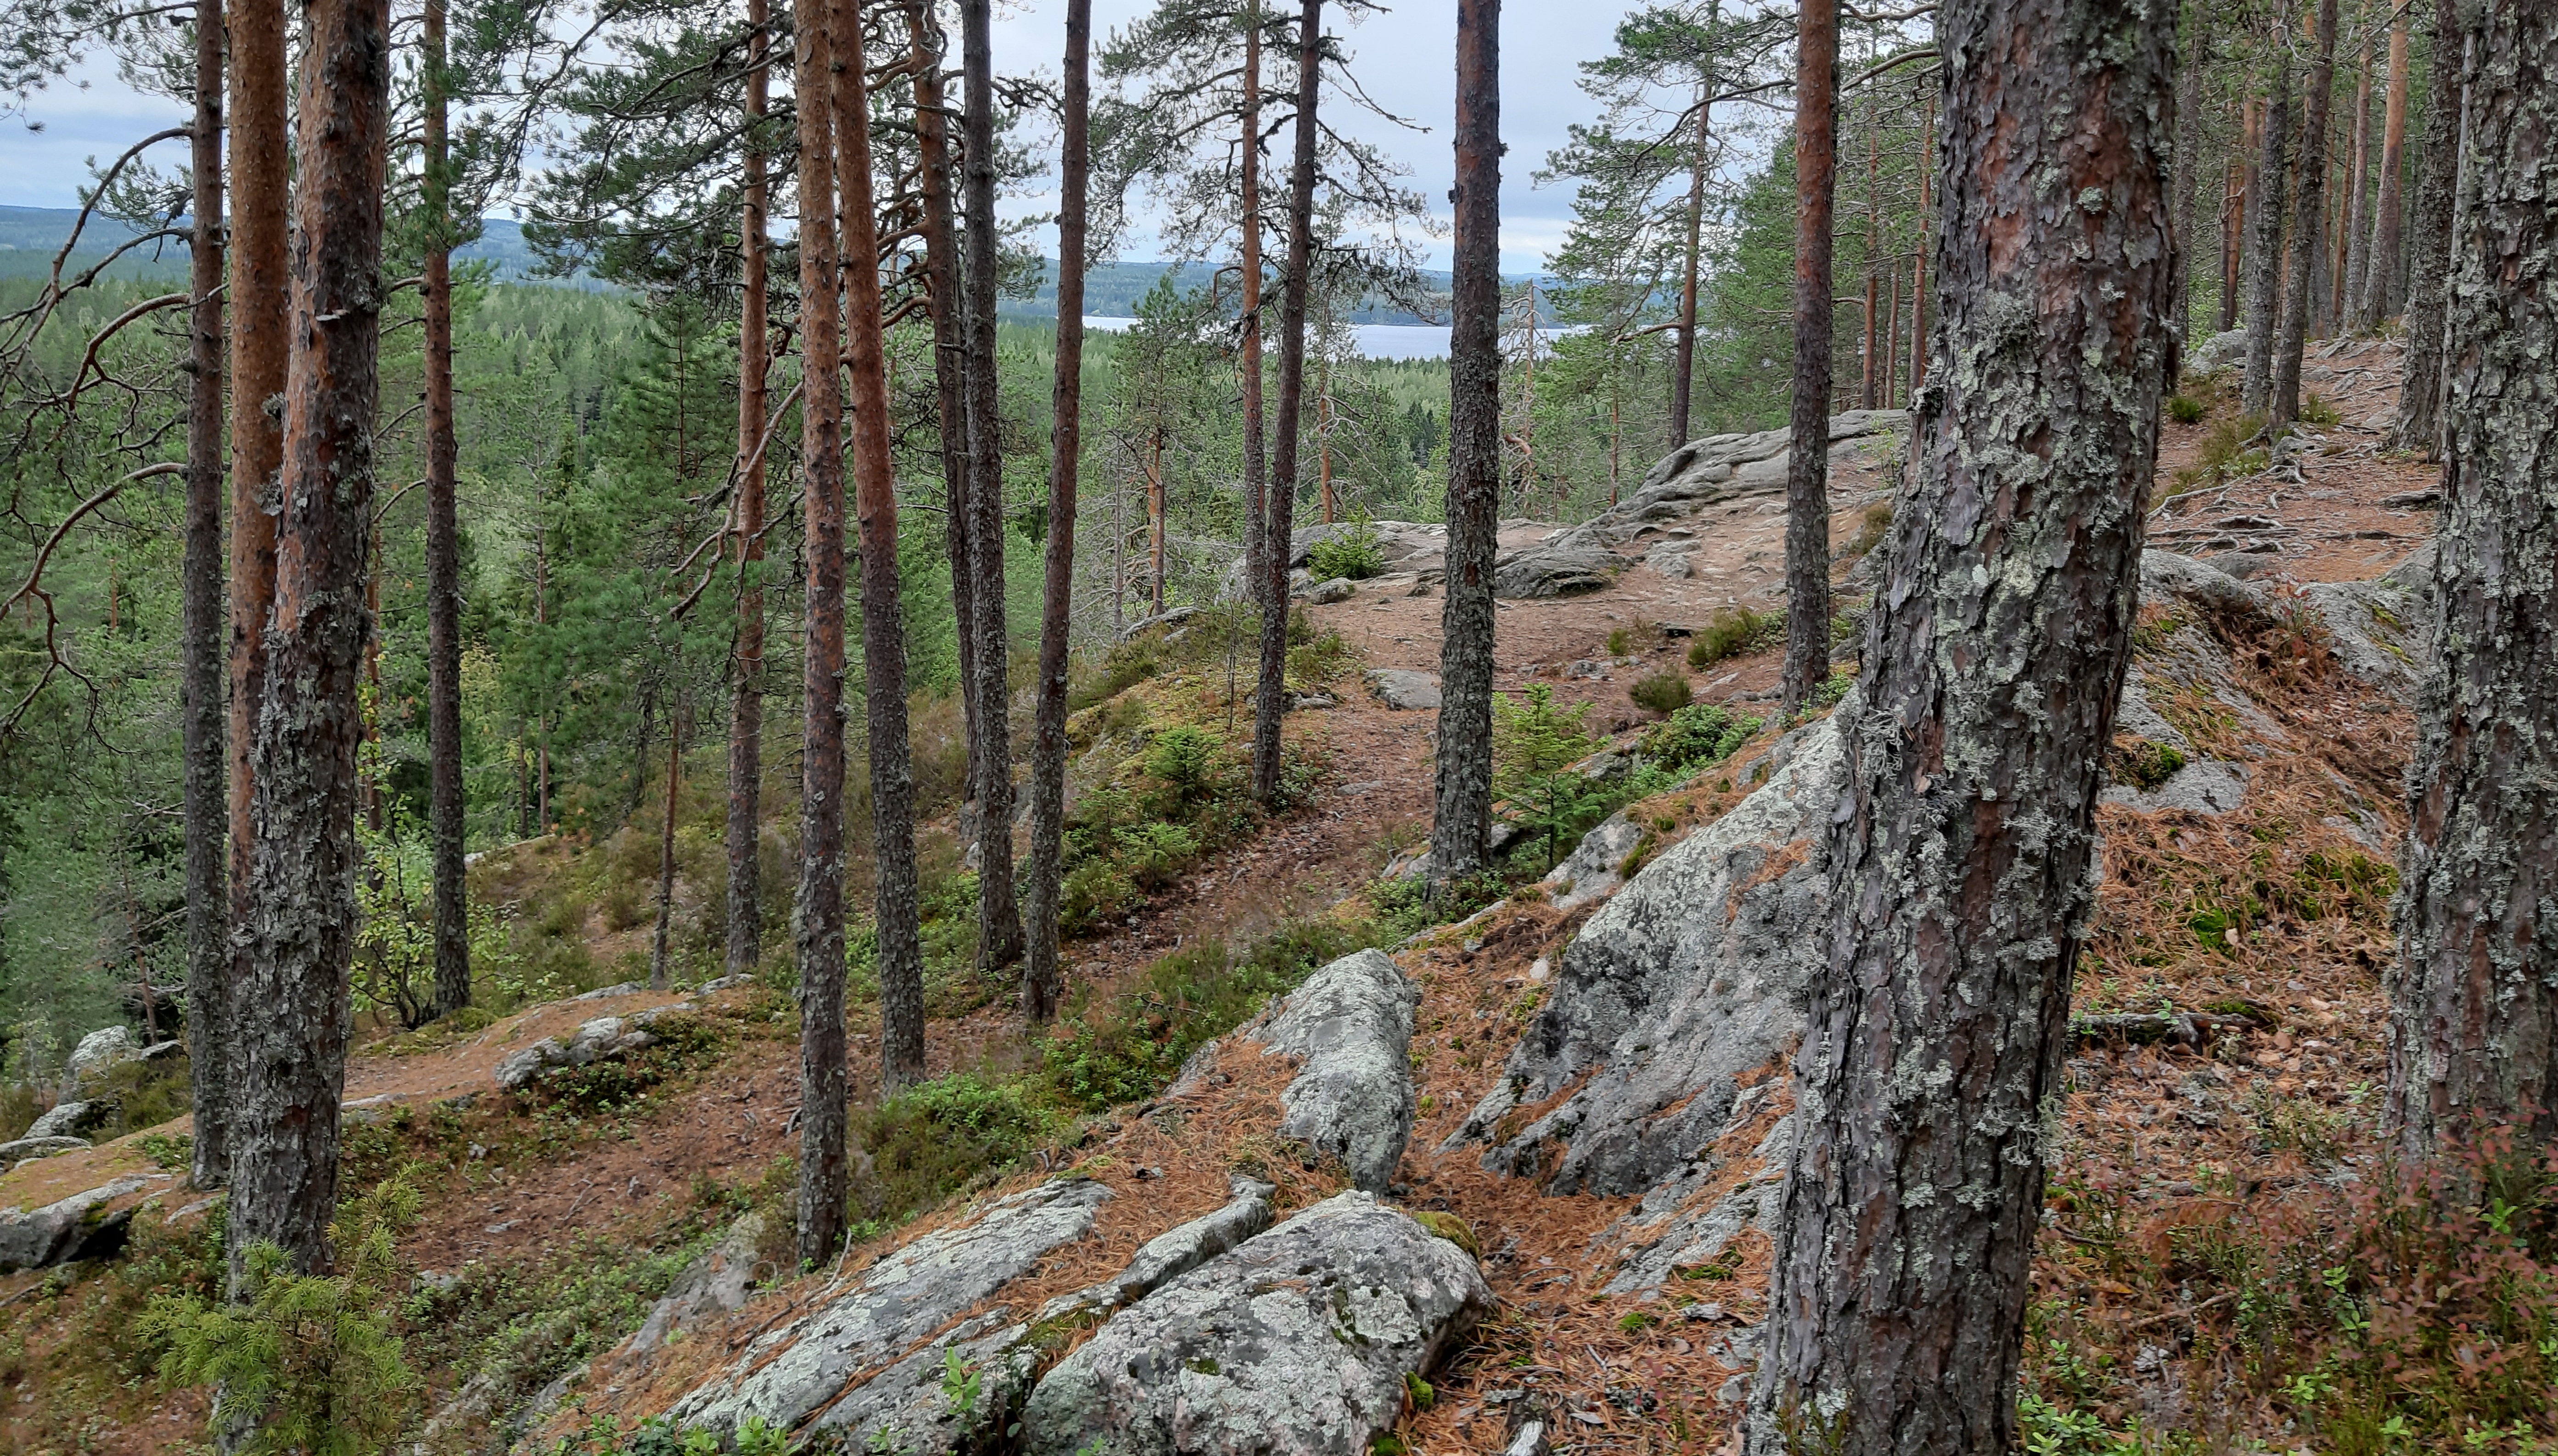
25,1100,109,1141
807,1309,1041,1450
0,1136,90,1170
628,1212,767,1357
1492,542,1621,599
665,1177,1112,1434
62,1026,141,1092
0,1174,156,1271
1018,1192,1493,1456
1035,1175,1277,1325
2296,543,2436,703
1541,811,1646,910
1363,668,1442,711
1249,950,1419,1193
493,1008,672,1091
1454,712,1848,1197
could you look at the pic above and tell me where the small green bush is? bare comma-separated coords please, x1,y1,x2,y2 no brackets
1638,704,1758,773
2299,392,2341,426
1143,725,1222,799
2167,393,2206,424
1628,672,1692,716
854,1073,1060,1221
2108,738,2186,791
1687,606,1785,669
1605,627,1632,655
1307,518,1387,582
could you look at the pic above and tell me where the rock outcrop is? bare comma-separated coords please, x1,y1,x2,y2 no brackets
0,1136,92,1170
1363,668,1443,711
25,1099,110,1141
0,1174,158,1271
495,1008,675,1092
1018,1192,1494,1456
1035,1175,1276,1326
666,1177,1113,1435
1248,949,1420,1193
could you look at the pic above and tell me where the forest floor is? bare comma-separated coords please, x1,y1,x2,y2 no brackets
0,337,2471,1456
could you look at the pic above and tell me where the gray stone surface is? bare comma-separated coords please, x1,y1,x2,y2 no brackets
2102,758,2250,816
1492,542,1620,599
1300,576,1356,605
1034,1175,1277,1325
806,1309,1040,1451
1249,950,1420,1193
1454,711,1849,1197
494,1008,674,1091
1541,812,1647,910
666,1177,1112,1434
1364,668,1442,711
628,1212,767,1357
0,1174,156,1271
2186,327,2249,375
2296,543,2436,704
0,1136,90,1170
1019,1192,1493,1456
26,1100,108,1140
63,1026,141,1091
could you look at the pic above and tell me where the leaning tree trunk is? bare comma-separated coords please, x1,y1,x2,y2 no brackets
1252,0,1321,804
960,0,1023,969
908,0,979,818
219,0,290,1197
835,0,926,1093
2273,0,2339,427
1431,0,1501,886
1780,0,1838,715
2391,0,2463,455
1023,0,1090,1023
424,0,470,1019
2243,18,2293,416
1746,0,2176,1445
180,0,226,1193
231,0,392,1280
790,0,851,1269
726,0,770,979
2385,0,2558,1168
2361,3,2410,327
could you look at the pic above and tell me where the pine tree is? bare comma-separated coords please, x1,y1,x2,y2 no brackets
1780,0,1838,715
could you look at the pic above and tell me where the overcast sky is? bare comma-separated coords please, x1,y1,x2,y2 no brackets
3,0,1683,274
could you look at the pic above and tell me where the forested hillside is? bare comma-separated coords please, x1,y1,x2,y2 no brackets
0,0,2553,1452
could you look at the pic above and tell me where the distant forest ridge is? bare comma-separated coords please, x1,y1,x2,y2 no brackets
0,207,1556,322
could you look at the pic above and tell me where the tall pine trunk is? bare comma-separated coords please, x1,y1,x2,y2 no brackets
1748,0,2176,1442
1023,0,1090,1023
424,0,470,1019
836,0,926,1093
220,0,289,1196
2361,4,2410,326
960,0,1023,969
2340,30,2375,327
2171,2,2206,338
1238,6,1268,622
2243,18,2292,416
649,678,680,990
727,0,771,979
2392,0,2462,455
231,0,392,1278
1671,66,1713,448
1780,0,1838,715
180,0,226,1193
790,0,851,1268
1431,0,1500,886
2385,0,2558,1167
1252,0,1321,804
2272,0,2339,426
907,0,978,817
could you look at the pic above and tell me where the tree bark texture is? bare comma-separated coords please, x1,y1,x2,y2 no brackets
649,687,680,990
2172,0,2205,339
1431,0,1500,885
1781,0,1838,714
791,0,851,1269
837,0,926,1095
2243,22,2292,416
728,0,771,979
908,0,978,826
2392,0,2463,455
222,0,289,1195
424,0,470,1019
1023,0,1090,1024
181,0,227,1192
2361,3,2410,327
1747,0,2176,1445
1671,66,1712,448
231,0,392,1279
2340,31,2375,328
2272,0,2339,426
961,0,1022,969
2385,0,2558,1167
1252,0,1320,804
1238,6,1267,622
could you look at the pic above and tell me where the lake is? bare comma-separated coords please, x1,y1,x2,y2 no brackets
1083,317,1574,362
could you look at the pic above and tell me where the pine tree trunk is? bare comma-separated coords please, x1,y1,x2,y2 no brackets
837,0,926,1094
960,0,1023,969
2361,4,2410,326
181,0,228,1193
1861,128,1879,411
2341,31,2375,328
1780,0,1838,715
1912,101,1931,394
1147,432,1166,616
2392,0,2462,455
790,0,851,1269
424,0,470,1019
221,0,289,1197
231,0,392,1279
1253,0,1321,804
909,0,978,828
649,684,680,991
2243,24,2293,416
1023,0,1090,1025
1238,6,1267,622
2235,94,2263,337
2273,0,2339,425
1431,0,1500,886
1671,63,1712,448
2172,2,2207,338
2385,0,2558,1167
727,0,771,979
1748,0,2176,1442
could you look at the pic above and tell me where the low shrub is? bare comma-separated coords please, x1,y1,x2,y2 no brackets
853,1073,1061,1220
1687,607,1785,668
1307,518,1388,582
2167,393,2206,424
1628,671,1693,716
1638,703,1758,775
